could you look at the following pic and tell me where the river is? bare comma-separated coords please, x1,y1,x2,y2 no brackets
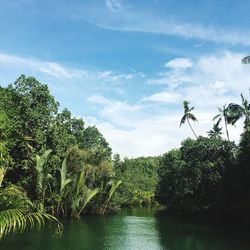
1,208,249,250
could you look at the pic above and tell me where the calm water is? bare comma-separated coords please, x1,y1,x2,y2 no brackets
1,208,250,250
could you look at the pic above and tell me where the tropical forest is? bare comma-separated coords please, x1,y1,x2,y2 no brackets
1,72,250,249
1,1,250,249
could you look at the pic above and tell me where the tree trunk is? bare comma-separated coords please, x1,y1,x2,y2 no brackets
187,118,198,139
224,116,230,141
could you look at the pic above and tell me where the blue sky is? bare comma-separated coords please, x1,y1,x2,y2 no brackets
0,0,249,157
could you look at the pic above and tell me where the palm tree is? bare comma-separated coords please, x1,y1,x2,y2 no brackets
207,123,223,138
213,105,231,141
227,94,250,132
0,167,62,240
242,56,250,64
180,100,198,139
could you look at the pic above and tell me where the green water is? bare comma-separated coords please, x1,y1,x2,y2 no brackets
1,208,249,250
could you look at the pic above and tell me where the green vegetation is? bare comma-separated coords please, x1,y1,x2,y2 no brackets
0,75,123,238
1,74,250,239
0,167,62,239
113,155,160,206
180,100,198,139
156,98,250,221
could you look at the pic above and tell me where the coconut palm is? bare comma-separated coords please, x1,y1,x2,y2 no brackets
207,123,223,138
213,105,231,141
227,94,250,132
180,100,198,139
0,168,62,240
242,56,250,64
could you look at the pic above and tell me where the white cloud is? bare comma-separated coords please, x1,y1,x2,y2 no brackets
148,69,191,88
0,53,88,80
98,70,145,81
143,91,181,103
88,95,142,128
88,95,111,105
0,53,145,90
165,58,193,69
87,113,186,157
88,51,249,157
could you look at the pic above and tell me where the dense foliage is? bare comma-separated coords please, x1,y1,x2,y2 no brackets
0,75,120,222
113,155,160,206
156,137,236,215
156,97,250,221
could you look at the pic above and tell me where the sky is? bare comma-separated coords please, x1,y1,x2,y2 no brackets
0,0,249,157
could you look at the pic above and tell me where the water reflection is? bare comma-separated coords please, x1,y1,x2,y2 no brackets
155,210,250,250
1,208,250,250
104,215,163,250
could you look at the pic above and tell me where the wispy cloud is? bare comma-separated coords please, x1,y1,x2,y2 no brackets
143,91,181,103
0,53,88,79
82,5,250,46
0,53,144,86
98,70,145,81
105,0,124,12
165,58,193,69
88,95,142,128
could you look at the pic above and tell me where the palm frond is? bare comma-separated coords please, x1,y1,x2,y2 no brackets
60,158,71,193
188,113,198,122
107,180,122,200
0,167,5,187
82,187,100,209
0,184,62,240
179,115,186,127
242,56,250,64
35,149,52,194
0,209,62,239
213,113,221,121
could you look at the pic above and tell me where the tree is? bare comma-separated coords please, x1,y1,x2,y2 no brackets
227,94,250,132
180,100,198,139
114,156,160,207
156,137,236,215
242,56,250,64
1,76,58,187
207,123,222,138
213,105,231,141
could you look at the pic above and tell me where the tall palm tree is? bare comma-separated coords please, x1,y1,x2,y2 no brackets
180,100,198,139
213,105,231,141
227,94,250,132
207,123,223,138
